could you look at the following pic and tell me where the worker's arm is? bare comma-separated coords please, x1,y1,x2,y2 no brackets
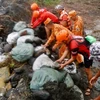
52,41,62,51
56,48,69,63
31,16,36,26
59,55,76,69
44,31,55,47
90,70,100,86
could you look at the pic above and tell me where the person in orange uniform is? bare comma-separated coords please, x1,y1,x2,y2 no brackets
44,18,72,52
69,10,84,36
55,5,72,30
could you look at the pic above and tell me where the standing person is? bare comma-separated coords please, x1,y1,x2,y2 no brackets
89,41,100,100
55,5,72,30
69,10,84,36
56,33,96,95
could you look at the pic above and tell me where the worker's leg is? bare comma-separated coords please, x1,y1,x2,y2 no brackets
84,56,93,95
76,53,84,63
45,27,51,39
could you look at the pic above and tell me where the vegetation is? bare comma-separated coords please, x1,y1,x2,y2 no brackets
34,0,61,7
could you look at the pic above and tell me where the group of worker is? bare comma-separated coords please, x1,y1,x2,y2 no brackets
29,3,100,100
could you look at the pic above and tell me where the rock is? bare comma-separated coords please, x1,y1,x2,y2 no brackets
0,67,10,96
4,44,13,53
0,42,7,48
6,32,20,44
31,90,50,100
13,21,27,32
14,67,24,74
33,37,43,45
34,46,46,57
0,17,15,38
18,28,34,36
11,43,34,62
28,57,36,66
8,78,32,100
44,82,84,100
70,71,82,86
64,73,74,89
32,54,54,71
0,6,7,15
17,35,34,45
0,47,4,54
72,85,84,100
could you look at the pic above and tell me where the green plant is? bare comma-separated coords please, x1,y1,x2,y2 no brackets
35,0,61,7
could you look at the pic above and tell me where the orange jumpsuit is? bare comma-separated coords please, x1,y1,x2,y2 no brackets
72,16,84,36
45,24,72,49
59,10,72,30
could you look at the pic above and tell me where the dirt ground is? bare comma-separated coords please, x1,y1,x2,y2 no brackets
61,0,100,29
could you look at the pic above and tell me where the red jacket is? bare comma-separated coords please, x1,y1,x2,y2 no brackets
68,36,90,58
31,8,47,26
31,11,59,28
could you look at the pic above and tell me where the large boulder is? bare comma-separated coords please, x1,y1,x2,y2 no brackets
11,43,34,62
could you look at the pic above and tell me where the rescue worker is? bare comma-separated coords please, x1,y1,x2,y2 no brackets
43,18,72,52
56,33,96,95
30,3,47,26
69,10,84,36
55,5,72,30
30,10,59,29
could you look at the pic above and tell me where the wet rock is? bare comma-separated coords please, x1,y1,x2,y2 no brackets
0,42,7,49
70,71,82,86
44,82,83,100
0,47,4,54
0,0,32,38
4,44,13,53
0,16,15,38
14,67,24,74
33,37,43,45
31,90,50,100
0,6,7,15
34,46,46,57
8,78,32,100
13,21,27,32
28,57,36,66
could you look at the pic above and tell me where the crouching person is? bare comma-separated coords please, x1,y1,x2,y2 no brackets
56,33,96,95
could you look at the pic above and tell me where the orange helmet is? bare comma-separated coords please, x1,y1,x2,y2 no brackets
31,3,39,10
32,10,40,18
69,10,77,18
56,30,69,42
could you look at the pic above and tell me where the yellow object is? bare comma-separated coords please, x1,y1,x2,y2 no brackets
44,18,52,26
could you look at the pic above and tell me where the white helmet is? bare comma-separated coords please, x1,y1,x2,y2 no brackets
55,5,64,10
